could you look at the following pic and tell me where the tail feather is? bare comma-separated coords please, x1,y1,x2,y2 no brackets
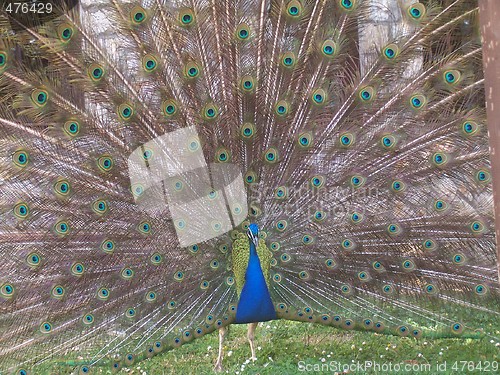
0,0,498,372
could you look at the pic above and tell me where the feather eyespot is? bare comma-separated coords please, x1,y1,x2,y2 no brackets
325,259,336,268
313,210,326,222
118,103,134,120
275,186,288,199
88,63,105,82
202,103,219,120
286,1,303,18
387,223,401,235
302,234,314,245
63,120,81,137
281,52,296,68
179,9,195,26
280,253,291,263
82,314,94,325
341,238,354,250
97,287,110,300
0,283,15,299
382,284,394,294
138,221,152,234
402,259,415,271
443,69,461,85
131,6,147,25
57,23,74,42
241,123,256,139
216,148,230,162
40,322,52,333
410,94,427,109
383,44,399,60
12,150,29,168
263,147,279,163
71,262,85,276
13,202,29,219
92,199,108,215
476,170,491,183
120,267,135,280
101,239,115,254
424,283,438,294
372,261,385,272
359,86,375,102
236,23,251,40
350,175,365,188
321,40,337,57
391,180,405,192
462,120,479,136
142,54,158,72
125,353,135,365
381,135,397,149
27,252,42,268
340,133,354,147
97,155,114,172
350,212,363,223
125,308,136,318
339,0,356,11
475,284,488,296
151,253,162,265
275,100,290,116
244,170,257,184
240,76,255,92
470,220,485,234
310,175,325,189
452,253,466,265
31,88,49,107
54,220,70,236
51,285,65,299
432,152,448,166
311,89,327,105
146,291,157,302
451,322,463,334
407,4,426,20
276,220,288,232
0,51,8,70
422,239,437,251
340,284,352,295
298,132,312,148
358,271,370,281
184,62,201,78
434,199,447,211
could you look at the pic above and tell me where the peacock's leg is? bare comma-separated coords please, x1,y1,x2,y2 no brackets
247,322,258,361
214,326,228,372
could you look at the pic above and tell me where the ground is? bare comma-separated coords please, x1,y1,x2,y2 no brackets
39,320,499,374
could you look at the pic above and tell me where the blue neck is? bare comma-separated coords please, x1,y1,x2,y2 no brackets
234,241,276,324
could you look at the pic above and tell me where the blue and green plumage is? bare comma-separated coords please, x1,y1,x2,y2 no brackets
233,224,276,324
0,0,499,373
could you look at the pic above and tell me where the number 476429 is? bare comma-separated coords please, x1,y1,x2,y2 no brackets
5,2,53,14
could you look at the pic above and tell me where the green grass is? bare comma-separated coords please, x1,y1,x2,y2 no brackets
132,321,499,374
41,320,499,374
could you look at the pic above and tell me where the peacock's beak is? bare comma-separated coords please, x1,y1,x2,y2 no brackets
247,229,259,248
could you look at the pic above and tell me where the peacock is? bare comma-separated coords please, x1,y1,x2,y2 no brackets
0,0,499,373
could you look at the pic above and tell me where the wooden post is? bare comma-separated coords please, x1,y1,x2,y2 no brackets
478,0,500,282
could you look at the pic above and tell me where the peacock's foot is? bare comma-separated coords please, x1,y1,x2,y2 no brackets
214,362,224,372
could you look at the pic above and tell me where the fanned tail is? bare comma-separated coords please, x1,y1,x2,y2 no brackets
0,0,498,373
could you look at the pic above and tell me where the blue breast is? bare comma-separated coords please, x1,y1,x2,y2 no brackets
234,242,277,324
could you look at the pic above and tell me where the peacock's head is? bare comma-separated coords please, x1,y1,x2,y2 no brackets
247,223,259,248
